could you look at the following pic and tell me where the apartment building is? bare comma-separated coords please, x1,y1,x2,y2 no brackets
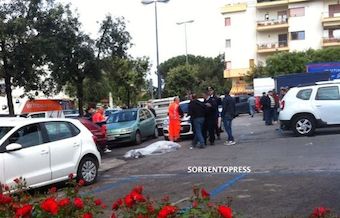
221,0,340,94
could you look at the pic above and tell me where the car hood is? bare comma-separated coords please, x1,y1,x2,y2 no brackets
106,121,136,130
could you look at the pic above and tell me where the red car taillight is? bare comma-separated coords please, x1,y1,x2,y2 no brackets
280,100,285,110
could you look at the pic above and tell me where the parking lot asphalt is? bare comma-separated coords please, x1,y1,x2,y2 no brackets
83,113,340,218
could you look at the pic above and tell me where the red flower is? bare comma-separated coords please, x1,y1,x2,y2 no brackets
157,205,178,218
83,212,93,218
111,213,117,218
192,201,198,208
58,198,70,207
13,178,20,184
1,184,9,191
68,173,74,180
0,194,12,204
131,192,146,202
49,186,57,194
313,207,330,217
218,205,232,218
74,197,84,209
124,194,135,208
78,179,85,187
147,204,155,213
132,186,143,194
15,204,32,217
94,198,102,206
101,204,107,209
41,198,59,215
137,214,148,218
201,188,210,199
112,198,123,210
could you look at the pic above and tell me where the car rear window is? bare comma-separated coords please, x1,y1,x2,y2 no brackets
296,89,312,100
0,127,13,139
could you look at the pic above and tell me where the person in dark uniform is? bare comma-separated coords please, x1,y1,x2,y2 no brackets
203,90,217,145
208,86,222,140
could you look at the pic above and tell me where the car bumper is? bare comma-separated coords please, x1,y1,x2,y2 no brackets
163,123,193,137
107,132,135,143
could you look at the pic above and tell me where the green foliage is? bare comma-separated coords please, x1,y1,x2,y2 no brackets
163,65,198,98
160,54,230,98
255,47,340,78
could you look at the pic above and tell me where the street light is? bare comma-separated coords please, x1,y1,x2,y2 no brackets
142,0,170,99
176,20,194,65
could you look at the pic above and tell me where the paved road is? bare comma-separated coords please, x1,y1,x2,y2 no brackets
84,113,340,218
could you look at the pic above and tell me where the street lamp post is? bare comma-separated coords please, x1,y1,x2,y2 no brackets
142,0,169,99
176,20,194,65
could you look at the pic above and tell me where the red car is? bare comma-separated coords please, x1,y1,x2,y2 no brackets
76,118,107,153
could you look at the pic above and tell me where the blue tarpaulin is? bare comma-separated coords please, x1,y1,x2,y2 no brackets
306,62,340,79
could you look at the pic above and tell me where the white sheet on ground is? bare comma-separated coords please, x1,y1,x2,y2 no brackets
124,141,181,158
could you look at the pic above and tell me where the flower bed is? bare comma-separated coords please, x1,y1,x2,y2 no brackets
0,176,337,218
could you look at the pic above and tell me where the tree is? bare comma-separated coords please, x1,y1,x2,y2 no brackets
0,0,59,116
163,65,198,98
46,7,99,116
160,54,230,97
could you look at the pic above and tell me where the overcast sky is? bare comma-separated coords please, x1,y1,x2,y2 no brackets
59,0,227,82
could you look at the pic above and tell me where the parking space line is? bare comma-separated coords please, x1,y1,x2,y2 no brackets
210,174,247,197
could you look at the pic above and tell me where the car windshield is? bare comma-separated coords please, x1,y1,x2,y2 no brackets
180,103,189,113
64,110,78,115
0,127,13,139
108,111,137,123
105,109,119,116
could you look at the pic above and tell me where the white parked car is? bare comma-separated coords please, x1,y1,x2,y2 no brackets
0,118,101,189
279,80,340,136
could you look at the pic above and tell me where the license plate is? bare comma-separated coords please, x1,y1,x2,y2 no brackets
108,136,116,140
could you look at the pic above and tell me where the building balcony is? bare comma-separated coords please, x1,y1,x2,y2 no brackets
224,68,249,78
257,19,288,31
256,0,311,9
257,41,289,54
322,37,340,47
322,12,340,29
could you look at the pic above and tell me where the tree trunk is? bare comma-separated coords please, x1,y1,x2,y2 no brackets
1,40,15,116
77,78,84,117
126,86,130,108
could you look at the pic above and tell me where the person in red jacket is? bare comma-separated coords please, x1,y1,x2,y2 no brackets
168,97,183,142
92,107,105,123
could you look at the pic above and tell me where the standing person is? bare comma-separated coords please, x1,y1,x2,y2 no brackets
84,106,95,120
260,92,267,121
268,90,276,124
261,91,272,125
92,106,111,153
272,90,280,123
92,106,105,123
203,91,217,145
222,89,236,145
188,93,206,149
247,94,256,117
208,87,222,140
146,100,157,117
168,97,182,142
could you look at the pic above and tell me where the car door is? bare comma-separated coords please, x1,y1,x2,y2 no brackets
42,121,81,180
144,109,155,136
1,123,51,187
313,85,340,124
138,109,148,137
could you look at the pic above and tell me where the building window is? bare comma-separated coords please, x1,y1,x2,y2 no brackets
224,17,231,26
225,61,231,70
289,7,305,17
225,39,231,48
291,31,305,40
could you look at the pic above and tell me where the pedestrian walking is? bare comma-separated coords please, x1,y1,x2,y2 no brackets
247,94,256,117
221,89,236,145
203,91,217,145
168,97,182,142
188,94,206,149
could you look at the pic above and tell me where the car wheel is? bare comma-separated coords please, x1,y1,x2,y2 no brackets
77,156,98,185
292,115,316,136
153,127,159,138
135,130,142,145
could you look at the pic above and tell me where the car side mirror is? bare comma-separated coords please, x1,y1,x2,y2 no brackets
6,143,23,152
